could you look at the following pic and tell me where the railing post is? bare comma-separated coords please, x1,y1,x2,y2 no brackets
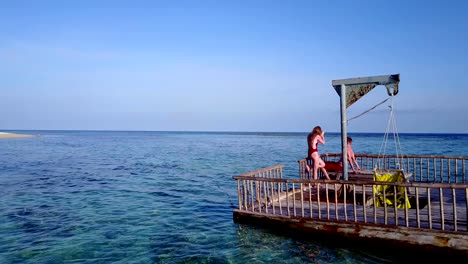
237,180,242,210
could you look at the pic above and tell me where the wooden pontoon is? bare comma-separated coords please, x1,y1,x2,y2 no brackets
232,74,468,255
233,154,468,254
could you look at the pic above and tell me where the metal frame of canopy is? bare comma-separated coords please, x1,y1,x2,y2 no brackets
331,74,400,180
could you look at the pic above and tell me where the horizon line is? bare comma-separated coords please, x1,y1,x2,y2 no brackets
1,129,467,135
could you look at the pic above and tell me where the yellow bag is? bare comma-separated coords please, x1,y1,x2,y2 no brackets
373,171,411,209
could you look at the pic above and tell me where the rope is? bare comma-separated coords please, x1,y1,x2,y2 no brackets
347,98,390,122
377,110,392,169
377,95,405,171
391,104,404,169
343,92,405,172
214,177,237,208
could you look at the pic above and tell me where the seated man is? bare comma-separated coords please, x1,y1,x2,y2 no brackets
325,136,361,174
343,136,361,173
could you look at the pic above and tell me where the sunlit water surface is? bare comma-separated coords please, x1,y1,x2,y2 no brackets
1,131,467,263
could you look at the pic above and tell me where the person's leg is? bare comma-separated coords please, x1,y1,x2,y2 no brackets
312,155,320,180
320,167,330,180
318,158,331,180
305,158,311,173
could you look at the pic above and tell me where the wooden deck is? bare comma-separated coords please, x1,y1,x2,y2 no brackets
233,154,468,254
242,183,467,231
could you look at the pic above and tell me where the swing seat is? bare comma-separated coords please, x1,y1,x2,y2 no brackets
373,170,411,208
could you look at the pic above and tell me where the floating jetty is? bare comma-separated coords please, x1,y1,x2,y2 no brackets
232,74,468,255
232,153,468,254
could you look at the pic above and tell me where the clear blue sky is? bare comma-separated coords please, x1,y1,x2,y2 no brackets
1,0,467,133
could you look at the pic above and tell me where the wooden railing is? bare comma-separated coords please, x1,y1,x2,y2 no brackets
237,164,284,178
234,165,284,212
233,169,468,233
298,154,468,183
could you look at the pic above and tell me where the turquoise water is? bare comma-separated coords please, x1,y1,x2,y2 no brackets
1,131,467,263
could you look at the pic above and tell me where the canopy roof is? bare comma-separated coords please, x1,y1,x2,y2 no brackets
332,74,400,108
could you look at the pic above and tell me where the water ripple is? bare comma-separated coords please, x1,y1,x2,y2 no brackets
2,131,463,263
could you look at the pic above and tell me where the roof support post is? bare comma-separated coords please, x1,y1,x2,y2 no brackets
340,84,349,180
332,74,400,181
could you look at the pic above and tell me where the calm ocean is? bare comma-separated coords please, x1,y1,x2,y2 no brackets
1,131,467,263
